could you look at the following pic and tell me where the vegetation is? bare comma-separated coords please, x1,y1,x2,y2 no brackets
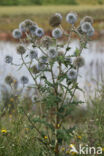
0,5,104,33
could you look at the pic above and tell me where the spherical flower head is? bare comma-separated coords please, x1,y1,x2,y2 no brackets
66,12,78,24
16,45,26,55
81,22,93,33
48,47,57,59
49,13,62,27
87,27,95,37
5,75,14,85
37,63,45,71
24,19,33,29
39,55,48,63
29,24,38,34
41,36,52,48
31,65,39,74
80,16,93,25
12,29,22,39
74,56,85,68
52,28,63,39
35,27,44,37
5,55,13,64
19,21,26,33
29,48,38,60
20,76,29,85
67,69,77,80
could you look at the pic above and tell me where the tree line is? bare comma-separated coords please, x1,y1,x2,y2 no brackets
0,0,77,6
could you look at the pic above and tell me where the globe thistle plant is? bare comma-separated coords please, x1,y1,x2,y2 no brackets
49,13,62,27
20,76,29,85
5,75,14,85
48,47,57,58
41,36,52,48
29,48,38,60
5,55,13,64
16,45,26,55
67,69,77,80
80,16,94,25
12,29,22,39
52,28,63,39
81,22,93,33
35,27,44,37
74,56,85,68
19,21,26,33
8,14,95,156
66,12,77,24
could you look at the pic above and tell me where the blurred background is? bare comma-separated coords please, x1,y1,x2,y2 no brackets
0,0,104,98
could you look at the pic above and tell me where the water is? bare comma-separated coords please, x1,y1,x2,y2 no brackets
0,40,104,101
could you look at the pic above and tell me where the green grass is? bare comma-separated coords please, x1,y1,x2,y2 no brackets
0,5,104,32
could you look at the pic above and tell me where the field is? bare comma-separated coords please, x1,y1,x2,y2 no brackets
0,5,104,33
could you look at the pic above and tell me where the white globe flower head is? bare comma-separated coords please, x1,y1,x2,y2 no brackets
52,28,63,39
55,13,62,20
5,55,13,64
29,48,38,60
35,27,44,37
81,22,93,33
12,29,22,39
29,25,38,34
20,76,29,85
48,47,57,59
67,69,77,80
19,21,26,33
87,26,95,37
39,55,48,63
66,12,78,24
37,63,45,71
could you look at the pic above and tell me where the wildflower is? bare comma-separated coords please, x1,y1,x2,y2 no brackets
80,16,93,25
48,47,57,58
67,69,77,80
19,21,26,33
5,55,13,64
87,27,95,37
29,24,38,34
12,29,22,39
73,56,85,68
31,65,39,74
61,147,65,151
52,28,63,39
24,19,33,29
5,75,14,85
29,48,38,60
57,124,60,128
102,147,104,152
44,136,48,139
66,12,77,24
81,22,93,33
37,63,45,71
1,129,7,134
77,135,82,139
35,27,44,37
49,13,62,27
20,76,29,85
39,55,48,63
66,150,70,154
16,45,26,55
41,36,52,48
10,98,14,102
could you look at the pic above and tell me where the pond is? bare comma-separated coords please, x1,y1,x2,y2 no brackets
0,40,104,101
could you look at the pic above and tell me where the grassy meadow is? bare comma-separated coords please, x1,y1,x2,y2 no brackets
0,5,104,33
